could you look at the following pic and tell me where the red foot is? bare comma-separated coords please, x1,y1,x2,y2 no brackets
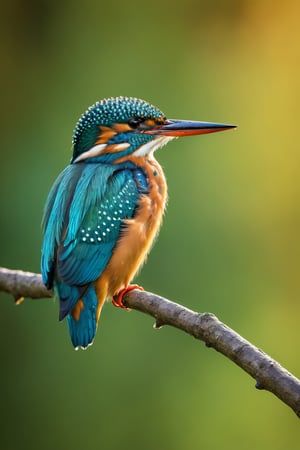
112,284,144,309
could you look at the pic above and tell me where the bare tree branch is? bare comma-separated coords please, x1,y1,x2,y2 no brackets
0,266,300,417
0,267,53,303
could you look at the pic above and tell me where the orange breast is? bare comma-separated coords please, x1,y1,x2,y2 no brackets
94,155,167,319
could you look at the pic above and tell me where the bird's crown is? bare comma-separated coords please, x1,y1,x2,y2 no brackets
72,96,166,161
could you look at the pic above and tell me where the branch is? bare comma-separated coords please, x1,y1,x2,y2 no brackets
1,266,300,417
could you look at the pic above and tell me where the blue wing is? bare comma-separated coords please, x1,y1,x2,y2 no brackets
41,163,140,323
57,165,140,285
41,164,84,289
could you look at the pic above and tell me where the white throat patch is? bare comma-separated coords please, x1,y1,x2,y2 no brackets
133,136,175,157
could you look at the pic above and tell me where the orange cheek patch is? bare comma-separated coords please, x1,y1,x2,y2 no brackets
113,123,132,133
96,126,116,144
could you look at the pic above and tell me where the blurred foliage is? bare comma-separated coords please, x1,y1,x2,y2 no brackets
1,0,300,448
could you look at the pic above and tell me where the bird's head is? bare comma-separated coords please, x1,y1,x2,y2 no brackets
72,96,235,164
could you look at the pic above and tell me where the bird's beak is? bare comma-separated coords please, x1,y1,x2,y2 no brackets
144,119,237,137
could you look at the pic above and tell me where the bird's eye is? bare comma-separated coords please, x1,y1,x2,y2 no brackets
128,117,143,129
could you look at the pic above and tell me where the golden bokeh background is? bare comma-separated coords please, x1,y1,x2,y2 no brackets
1,1,300,448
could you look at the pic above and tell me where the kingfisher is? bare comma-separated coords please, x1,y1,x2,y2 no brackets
41,96,235,349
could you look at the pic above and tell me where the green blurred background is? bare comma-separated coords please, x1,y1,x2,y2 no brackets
1,0,300,448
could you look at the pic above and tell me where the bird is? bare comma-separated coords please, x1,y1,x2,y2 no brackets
41,96,236,350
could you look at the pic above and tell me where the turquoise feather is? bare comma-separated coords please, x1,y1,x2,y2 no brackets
66,285,97,349
42,164,141,310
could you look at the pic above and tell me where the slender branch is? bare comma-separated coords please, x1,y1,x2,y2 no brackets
0,267,53,303
1,266,300,417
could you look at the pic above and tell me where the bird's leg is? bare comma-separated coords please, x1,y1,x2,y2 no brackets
112,284,144,309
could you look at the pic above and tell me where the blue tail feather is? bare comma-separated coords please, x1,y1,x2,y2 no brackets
54,281,81,321
66,285,98,349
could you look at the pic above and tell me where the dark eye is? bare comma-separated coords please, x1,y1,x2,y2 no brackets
128,117,143,129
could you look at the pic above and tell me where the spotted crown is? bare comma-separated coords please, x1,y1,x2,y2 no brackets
72,97,165,154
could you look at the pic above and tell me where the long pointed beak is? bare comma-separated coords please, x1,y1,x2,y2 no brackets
144,119,237,137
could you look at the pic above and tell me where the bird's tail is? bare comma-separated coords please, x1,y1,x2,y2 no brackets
66,285,98,350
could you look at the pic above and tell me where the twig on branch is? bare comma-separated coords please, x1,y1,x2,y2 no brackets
0,266,300,417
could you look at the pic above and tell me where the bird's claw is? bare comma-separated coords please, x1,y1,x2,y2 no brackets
112,284,144,309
